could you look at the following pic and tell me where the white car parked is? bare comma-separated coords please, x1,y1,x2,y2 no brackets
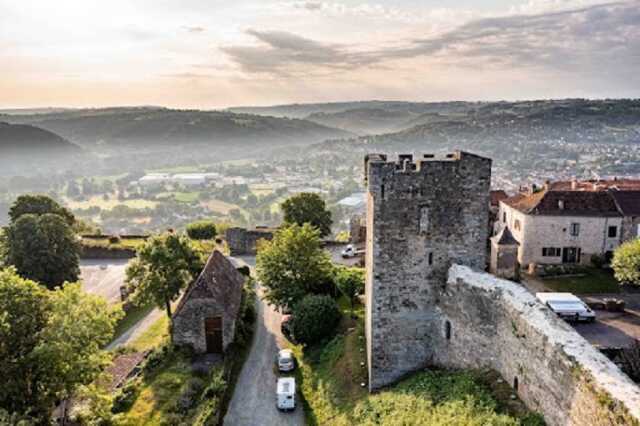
276,377,296,411
536,292,596,322
277,349,295,372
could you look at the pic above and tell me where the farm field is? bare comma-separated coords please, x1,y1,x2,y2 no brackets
65,195,157,211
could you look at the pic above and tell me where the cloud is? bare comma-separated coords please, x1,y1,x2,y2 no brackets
224,1,640,79
182,25,205,33
221,29,377,75
297,1,322,11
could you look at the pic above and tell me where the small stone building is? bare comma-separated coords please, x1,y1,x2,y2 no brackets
490,226,519,280
172,250,245,354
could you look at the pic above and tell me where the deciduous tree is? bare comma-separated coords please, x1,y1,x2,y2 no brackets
0,268,121,421
612,239,640,285
281,192,333,237
335,266,365,316
256,223,334,311
9,194,74,225
126,233,202,319
5,213,80,289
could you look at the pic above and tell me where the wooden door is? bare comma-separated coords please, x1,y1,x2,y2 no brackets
205,317,223,354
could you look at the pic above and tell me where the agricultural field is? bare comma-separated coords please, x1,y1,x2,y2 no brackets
201,199,242,215
248,183,276,197
65,195,156,211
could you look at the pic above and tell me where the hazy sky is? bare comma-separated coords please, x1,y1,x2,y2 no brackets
1,0,639,108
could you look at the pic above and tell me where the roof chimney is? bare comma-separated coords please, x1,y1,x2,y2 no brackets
571,177,578,190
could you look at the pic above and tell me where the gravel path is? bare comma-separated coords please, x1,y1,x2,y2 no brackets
224,258,305,426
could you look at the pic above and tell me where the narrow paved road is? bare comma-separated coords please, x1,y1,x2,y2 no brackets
80,259,130,304
224,257,305,426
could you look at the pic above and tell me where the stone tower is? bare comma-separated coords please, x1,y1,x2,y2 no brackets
365,151,492,390
490,226,520,280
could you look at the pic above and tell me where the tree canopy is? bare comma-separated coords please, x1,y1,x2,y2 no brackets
335,266,365,316
186,220,217,240
281,192,333,238
9,194,75,225
4,213,80,289
126,232,202,318
0,267,121,421
256,223,334,311
612,239,640,285
291,294,341,345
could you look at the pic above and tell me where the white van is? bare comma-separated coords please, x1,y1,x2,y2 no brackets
276,377,296,411
536,292,596,322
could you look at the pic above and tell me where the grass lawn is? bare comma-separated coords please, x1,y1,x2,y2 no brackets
174,191,200,203
289,299,544,426
127,315,170,353
112,303,155,342
542,268,620,294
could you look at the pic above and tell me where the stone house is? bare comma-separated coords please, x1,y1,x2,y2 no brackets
497,179,640,269
172,250,245,354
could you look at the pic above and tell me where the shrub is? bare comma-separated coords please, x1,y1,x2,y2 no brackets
201,369,227,400
175,377,206,413
292,295,341,345
187,221,217,240
591,254,606,269
143,343,172,374
612,239,640,285
109,235,121,244
112,379,141,413
237,265,250,277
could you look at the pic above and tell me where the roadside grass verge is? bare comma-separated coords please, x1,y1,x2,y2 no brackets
542,268,620,294
127,315,170,353
289,299,544,426
111,303,155,342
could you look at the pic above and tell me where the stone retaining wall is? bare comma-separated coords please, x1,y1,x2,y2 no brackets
440,265,640,426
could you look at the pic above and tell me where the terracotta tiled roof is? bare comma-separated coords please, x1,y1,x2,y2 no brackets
502,190,621,217
490,190,509,206
549,179,640,191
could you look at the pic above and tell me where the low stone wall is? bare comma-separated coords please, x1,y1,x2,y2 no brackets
226,227,274,255
440,265,640,426
79,245,136,259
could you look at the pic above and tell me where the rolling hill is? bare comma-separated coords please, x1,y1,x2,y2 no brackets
1,107,353,152
0,122,80,153
0,122,83,176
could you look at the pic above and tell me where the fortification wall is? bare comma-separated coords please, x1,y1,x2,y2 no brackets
442,265,640,426
225,227,274,255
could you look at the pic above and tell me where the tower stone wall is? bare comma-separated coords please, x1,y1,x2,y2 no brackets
365,151,491,390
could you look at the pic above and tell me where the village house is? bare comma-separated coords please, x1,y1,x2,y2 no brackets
172,250,245,354
497,178,640,269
